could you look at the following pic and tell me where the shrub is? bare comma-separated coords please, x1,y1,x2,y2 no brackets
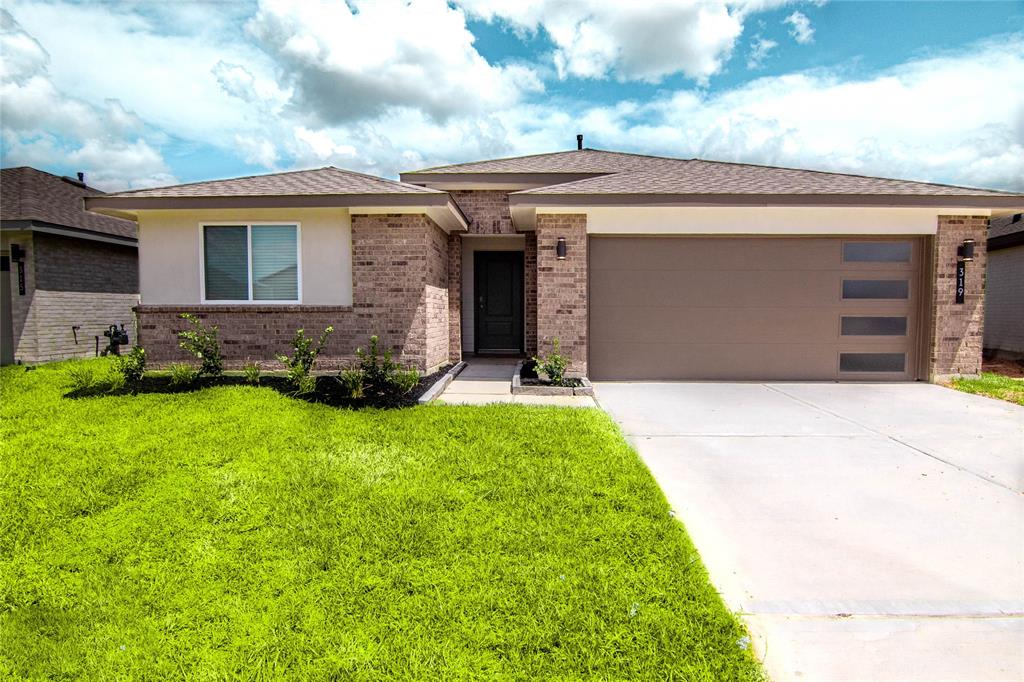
114,346,146,386
277,326,334,393
338,335,420,400
242,361,261,385
532,337,568,386
66,364,98,392
177,313,223,377
168,363,199,387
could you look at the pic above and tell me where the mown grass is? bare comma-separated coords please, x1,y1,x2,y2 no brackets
0,358,761,680
952,372,1024,406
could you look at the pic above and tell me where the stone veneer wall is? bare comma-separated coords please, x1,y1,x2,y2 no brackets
535,214,588,375
136,214,450,372
930,215,988,378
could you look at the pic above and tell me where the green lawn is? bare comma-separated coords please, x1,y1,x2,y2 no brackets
0,359,761,680
951,372,1024,406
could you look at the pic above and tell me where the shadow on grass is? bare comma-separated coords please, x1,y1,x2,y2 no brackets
64,365,451,409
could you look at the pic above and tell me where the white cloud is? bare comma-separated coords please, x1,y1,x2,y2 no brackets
784,11,814,44
747,36,778,69
245,0,542,124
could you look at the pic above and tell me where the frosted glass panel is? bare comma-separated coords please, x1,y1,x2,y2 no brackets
840,353,905,372
842,280,909,299
844,242,912,263
841,316,907,336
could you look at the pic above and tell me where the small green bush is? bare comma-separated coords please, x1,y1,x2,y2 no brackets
532,337,568,386
177,313,223,377
277,326,334,393
242,361,261,385
168,363,198,387
114,346,146,386
338,335,420,400
66,364,98,392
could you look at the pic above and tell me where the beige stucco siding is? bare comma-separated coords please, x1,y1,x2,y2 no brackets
137,208,352,305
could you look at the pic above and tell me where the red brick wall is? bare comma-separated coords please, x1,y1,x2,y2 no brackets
450,190,516,234
535,214,588,375
447,233,462,362
137,214,451,372
930,215,988,378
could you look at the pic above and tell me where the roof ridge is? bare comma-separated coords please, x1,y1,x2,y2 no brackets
106,166,347,196
403,147,688,174
322,166,442,192
687,158,1019,196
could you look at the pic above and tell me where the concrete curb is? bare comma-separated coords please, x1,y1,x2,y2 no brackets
418,361,467,404
511,360,595,397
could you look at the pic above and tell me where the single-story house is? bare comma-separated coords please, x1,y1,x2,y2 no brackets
983,213,1024,358
84,145,1024,382
2,167,138,364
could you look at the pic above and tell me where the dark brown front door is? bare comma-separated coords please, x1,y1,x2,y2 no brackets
474,251,524,354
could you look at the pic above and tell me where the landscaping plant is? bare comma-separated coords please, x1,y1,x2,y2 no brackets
338,335,420,401
242,361,261,386
113,345,146,386
65,363,98,392
277,326,334,394
168,363,199,387
532,337,569,386
177,313,223,377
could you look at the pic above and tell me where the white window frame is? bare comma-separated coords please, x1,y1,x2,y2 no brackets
199,222,302,304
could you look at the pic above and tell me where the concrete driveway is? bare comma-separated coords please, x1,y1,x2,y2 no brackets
596,382,1024,681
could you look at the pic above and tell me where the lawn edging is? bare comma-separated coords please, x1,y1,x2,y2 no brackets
511,360,595,397
417,360,467,404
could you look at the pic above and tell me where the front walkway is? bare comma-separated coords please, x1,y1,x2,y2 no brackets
439,357,596,406
596,381,1024,682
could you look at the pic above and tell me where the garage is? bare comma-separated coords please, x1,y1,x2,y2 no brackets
588,236,926,381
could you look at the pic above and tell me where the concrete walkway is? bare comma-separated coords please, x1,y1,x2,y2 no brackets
439,357,596,406
596,381,1024,682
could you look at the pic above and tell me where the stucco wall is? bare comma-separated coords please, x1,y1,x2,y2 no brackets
136,207,352,305
984,244,1024,355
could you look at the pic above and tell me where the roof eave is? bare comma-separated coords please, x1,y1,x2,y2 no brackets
398,171,613,189
507,193,1024,209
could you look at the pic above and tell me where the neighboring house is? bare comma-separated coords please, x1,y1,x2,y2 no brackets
84,146,1024,382
1,167,138,365
984,213,1024,358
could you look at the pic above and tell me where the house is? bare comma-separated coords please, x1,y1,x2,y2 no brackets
1,167,138,364
84,145,1024,381
984,213,1024,359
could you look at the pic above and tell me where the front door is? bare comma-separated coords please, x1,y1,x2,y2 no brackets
474,251,524,354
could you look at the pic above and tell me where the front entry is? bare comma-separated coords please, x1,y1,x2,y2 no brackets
474,251,524,354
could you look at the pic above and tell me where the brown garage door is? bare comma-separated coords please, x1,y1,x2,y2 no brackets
589,236,926,381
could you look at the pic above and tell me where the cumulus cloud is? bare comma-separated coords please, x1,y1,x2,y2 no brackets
784,11,814,44
245,0,542,124
747,36,778,69
0,8,174,190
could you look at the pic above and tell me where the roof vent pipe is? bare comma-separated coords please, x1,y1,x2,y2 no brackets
576,134,583,150
77,172,84,183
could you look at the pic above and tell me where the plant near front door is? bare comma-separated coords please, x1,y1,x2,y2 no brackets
532,337,569,386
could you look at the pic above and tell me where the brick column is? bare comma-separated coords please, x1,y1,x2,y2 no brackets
447,233,462,363
524,232,537,355
535,214,587,376
930,215,988,379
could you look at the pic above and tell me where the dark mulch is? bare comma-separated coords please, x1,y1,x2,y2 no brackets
66,365,452,409
982,357,1024,378
519,359,585,389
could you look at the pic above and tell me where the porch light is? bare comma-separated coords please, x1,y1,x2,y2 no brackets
556,237,567,260
957,239,975,262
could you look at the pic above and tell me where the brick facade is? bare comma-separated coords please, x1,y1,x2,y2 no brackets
535,214,588,376
2,231,140,363
447,233,462,362
450,190,516,234
929,215,988,378
138,214,451,372
524,232,538,355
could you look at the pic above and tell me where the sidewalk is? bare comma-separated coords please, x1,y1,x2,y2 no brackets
439,357,596,407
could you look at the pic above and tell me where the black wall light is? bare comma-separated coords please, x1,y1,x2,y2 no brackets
10,243,24,262
957,239,975,262
556,237,567,260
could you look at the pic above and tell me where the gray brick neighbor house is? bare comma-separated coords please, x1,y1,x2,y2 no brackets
984,213,1024,359
1,167,138,365
82,146,1024,382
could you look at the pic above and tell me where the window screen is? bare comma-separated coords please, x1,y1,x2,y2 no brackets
252,225,298,300
843,242,912,263
842,279,909,299
204,226,248,300
841,316,908,336
839,353,906,372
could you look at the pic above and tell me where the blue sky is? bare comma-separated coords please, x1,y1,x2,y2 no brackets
1,0,1022,191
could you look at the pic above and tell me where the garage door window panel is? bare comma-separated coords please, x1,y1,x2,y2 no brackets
841,316,908,336
843,241,913,264
839,352,907,373
842,279,910,300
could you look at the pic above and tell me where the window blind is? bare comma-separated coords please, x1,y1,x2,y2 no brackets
204,226,248,300
252,225,298,300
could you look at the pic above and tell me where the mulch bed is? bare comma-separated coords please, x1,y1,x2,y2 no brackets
66,365,452,409
519,359,585,388
983,357,1024,378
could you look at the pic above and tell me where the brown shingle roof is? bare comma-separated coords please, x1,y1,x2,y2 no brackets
511,156,1020,198
102,166,443,198
0,167,136,239
404,149,664,175
989,214,1023,239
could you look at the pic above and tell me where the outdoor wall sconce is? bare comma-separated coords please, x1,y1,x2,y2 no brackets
9,243,24,262
957,239,975,262
556,237,567,260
